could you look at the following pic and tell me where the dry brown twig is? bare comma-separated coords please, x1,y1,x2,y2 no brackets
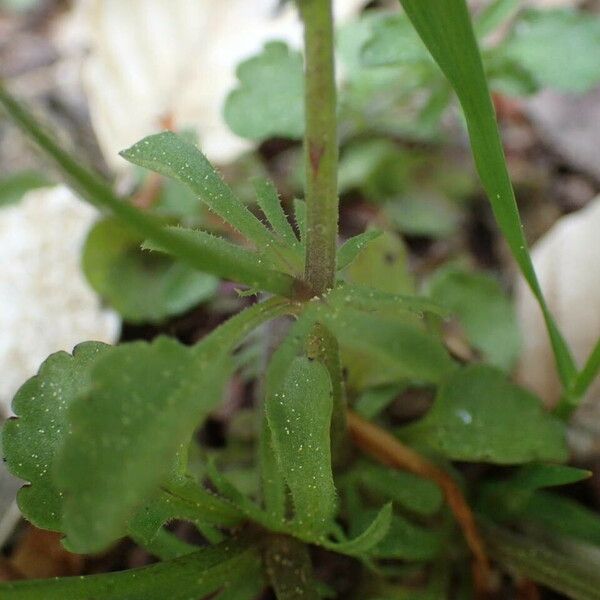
346,409,492,598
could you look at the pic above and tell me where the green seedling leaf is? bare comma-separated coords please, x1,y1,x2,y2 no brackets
266,356,336,535
427,266,520,370
0,537,260,600
120,132,288,264
501,9,600,93
2,342,111,531
507,464,591,491
345,230,414,294
352,510,442,562
323,504,392,557
402,365,567,464
225,41,305,141
129,479,244,559
397,0,577,390
265,536,320,600
353,461,443,517
84,218,218,323
327,284,447,320
477,464,591,524
321,307,455,388
253,178,300,249
337,230,382,271
0,170,49,207
293,198,307,244
55,336,232,553
143,226,299,297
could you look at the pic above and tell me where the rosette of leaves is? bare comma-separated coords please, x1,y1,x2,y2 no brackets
0,0,598,597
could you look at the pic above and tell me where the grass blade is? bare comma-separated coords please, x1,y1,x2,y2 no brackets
396,0,577,388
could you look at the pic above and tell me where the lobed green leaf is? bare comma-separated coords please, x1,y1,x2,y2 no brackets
402,365,568,464
1,342,111,531
224,42,305,142
55,336,232,553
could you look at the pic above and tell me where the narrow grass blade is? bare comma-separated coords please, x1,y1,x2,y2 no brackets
396,0,577,388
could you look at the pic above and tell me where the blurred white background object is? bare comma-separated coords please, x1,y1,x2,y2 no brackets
516,197,600,455
58,0,365,171
0,186,121,415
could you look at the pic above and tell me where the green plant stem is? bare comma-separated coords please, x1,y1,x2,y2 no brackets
299,0,339,295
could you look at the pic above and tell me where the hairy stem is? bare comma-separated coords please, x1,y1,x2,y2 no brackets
299,0,339,295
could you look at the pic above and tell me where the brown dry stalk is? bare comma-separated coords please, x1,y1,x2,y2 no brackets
346,409,492,597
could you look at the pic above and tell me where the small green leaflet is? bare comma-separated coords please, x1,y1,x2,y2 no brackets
120,132,290,268
326,284,447,319
351,510,442,562
266,356,336,535
401,365,568,464
225,41,305,141
337,230,382,271
128,480,244,559
55,337,232,553
84,218,218,323
253,177,300,250
352,460,443,517
322,504,392,557
344,230,414,295
2,342,111,531
427,266,520,371
396,0,577,389
0,538,260,600
322,307,455,388
477,464,591,524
